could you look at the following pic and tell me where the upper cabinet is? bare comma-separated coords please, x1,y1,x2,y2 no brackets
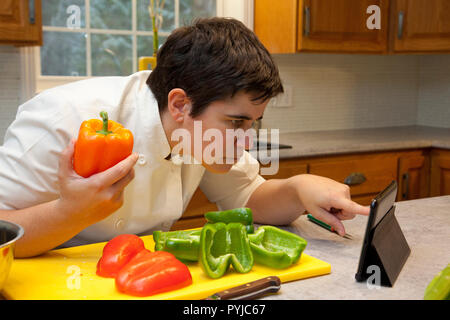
299,0,389,54
0,0,42,46
254,0,450,54
391,0,450,53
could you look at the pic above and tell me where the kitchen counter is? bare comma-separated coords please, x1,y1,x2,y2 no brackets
1,196,447,300
262,195,450,300
266,125,450,159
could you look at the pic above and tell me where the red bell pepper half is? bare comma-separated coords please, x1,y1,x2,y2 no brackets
115,250,192,297
96,234,145,278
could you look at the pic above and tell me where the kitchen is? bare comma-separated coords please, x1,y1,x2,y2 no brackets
0,0,449,305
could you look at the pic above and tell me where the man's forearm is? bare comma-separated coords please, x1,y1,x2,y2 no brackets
245,175,305,225
0,200,87,258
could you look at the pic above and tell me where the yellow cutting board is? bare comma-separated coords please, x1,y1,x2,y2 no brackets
2,234,331,300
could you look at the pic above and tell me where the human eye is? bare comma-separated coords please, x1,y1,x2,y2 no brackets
230,119,244,128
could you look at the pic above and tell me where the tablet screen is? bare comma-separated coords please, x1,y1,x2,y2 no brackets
355,180,397,282
371,181,398,230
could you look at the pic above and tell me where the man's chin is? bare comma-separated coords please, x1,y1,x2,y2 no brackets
202,162,234,174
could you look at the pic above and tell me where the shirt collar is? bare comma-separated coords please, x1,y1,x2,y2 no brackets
139,79,171,162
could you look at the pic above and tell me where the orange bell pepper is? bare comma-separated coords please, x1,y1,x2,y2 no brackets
73,111,134,178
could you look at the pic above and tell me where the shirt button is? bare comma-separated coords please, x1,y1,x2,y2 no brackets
115,218,125,230
138,154,147,166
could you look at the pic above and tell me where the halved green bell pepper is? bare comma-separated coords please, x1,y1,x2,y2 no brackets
204,207,254,234
199,222,254,279
248,226,307,269
153,229,201,262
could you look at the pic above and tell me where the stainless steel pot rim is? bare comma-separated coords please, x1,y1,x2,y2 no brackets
0,220,24,250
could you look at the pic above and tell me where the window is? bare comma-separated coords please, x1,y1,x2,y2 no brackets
39,0,216,78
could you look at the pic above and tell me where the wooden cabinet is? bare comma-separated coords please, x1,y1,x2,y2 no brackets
174,148,447,230
398,154,430,200
309,153,398,205
254,0,450,54
255,0,388,54
298,0,389,53
261,159,308,179
0,0,42,46
430,149,450,196
254,0,298,53
390,0,450,53
170,188,217,231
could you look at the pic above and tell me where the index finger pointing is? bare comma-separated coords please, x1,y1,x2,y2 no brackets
332,197,370,216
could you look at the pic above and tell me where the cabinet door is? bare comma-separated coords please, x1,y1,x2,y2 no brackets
430,150,450,196
309,155,398,204
298,0,389,53
398,155,429,201
391,0,450,52
254,0,298,53
0,0,42,45
261,159,308,180
171,188,216,231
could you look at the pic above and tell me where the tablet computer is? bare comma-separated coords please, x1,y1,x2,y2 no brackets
355,180,398,282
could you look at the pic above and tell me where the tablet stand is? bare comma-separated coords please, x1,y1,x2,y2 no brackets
357,205,411,287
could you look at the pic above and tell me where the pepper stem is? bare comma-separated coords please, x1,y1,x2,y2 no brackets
96,111,112,135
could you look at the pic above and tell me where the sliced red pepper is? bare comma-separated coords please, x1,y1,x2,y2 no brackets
96,234,145,278
115,250,192,297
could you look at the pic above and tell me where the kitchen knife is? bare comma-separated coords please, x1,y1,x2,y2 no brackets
204,276,281,300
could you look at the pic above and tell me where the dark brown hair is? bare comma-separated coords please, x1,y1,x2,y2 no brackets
147,17,283,117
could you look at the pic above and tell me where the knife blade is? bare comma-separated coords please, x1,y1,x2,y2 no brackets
204,276,281,300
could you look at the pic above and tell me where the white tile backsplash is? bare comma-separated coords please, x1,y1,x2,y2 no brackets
264,53,421,133
417,55,450,128
0,46,21,143
0,48,448,143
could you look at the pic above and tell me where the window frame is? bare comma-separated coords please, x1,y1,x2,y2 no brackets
21,0,253,99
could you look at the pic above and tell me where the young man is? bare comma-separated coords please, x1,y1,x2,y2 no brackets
0,18,368,258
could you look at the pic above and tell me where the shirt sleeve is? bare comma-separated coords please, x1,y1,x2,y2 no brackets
0,91,79,210
199,151,266,211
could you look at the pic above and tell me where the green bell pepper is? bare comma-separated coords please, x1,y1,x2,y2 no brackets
248,226,307,269
153,229,201,262
204,207,254,234
199,222,254,279
424,263,450,300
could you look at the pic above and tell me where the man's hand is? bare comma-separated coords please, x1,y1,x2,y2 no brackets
57,139,139,226
295,174,370,236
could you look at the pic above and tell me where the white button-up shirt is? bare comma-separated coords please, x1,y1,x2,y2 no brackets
0,71,265,246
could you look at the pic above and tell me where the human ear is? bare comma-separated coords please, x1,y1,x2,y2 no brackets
167,88,190,123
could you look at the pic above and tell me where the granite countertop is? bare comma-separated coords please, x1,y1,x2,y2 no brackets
265,125,450,159
261,195,450,300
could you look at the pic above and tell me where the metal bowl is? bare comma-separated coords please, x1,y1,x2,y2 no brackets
0,220,24,291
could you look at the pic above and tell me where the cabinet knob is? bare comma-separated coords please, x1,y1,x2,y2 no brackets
344,172,367,186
